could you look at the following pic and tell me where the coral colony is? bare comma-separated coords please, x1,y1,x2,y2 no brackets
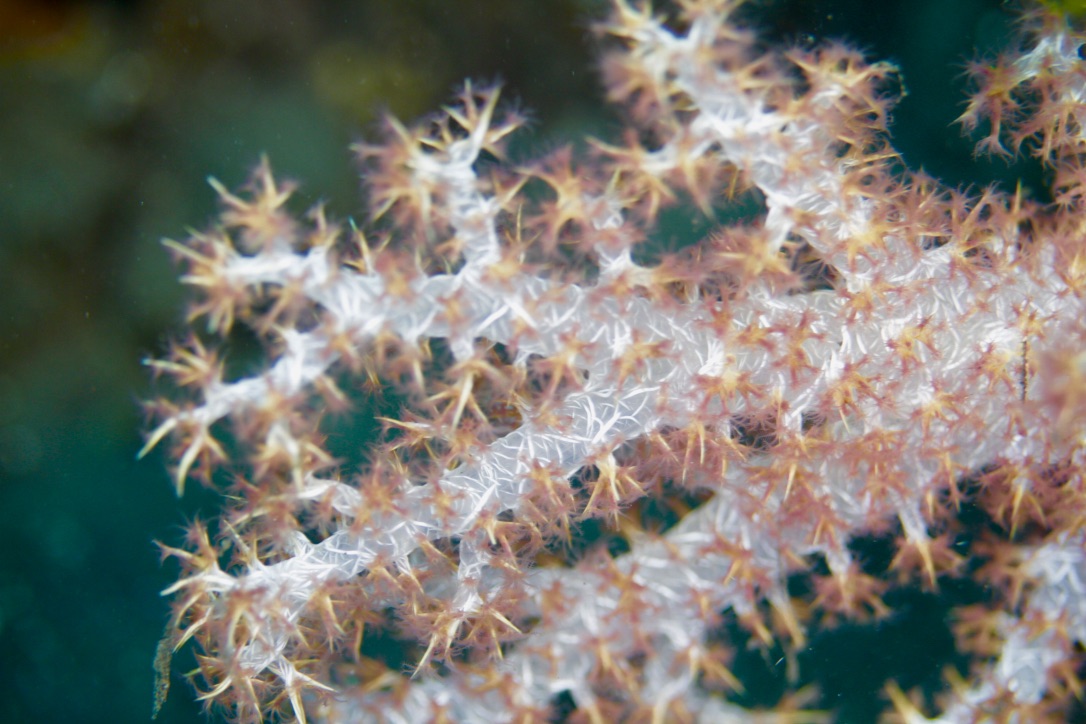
145,1,1086,721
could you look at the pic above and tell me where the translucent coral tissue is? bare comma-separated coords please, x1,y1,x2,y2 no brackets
145,1,1086,721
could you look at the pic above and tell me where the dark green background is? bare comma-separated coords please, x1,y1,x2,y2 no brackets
0,0,1036,721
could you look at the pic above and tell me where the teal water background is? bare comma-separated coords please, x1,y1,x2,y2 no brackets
0,1,1033,721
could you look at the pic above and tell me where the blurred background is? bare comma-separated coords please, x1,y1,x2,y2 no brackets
0,0,1038,721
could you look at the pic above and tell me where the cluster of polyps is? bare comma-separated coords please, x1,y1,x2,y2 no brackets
147,1,1086,721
